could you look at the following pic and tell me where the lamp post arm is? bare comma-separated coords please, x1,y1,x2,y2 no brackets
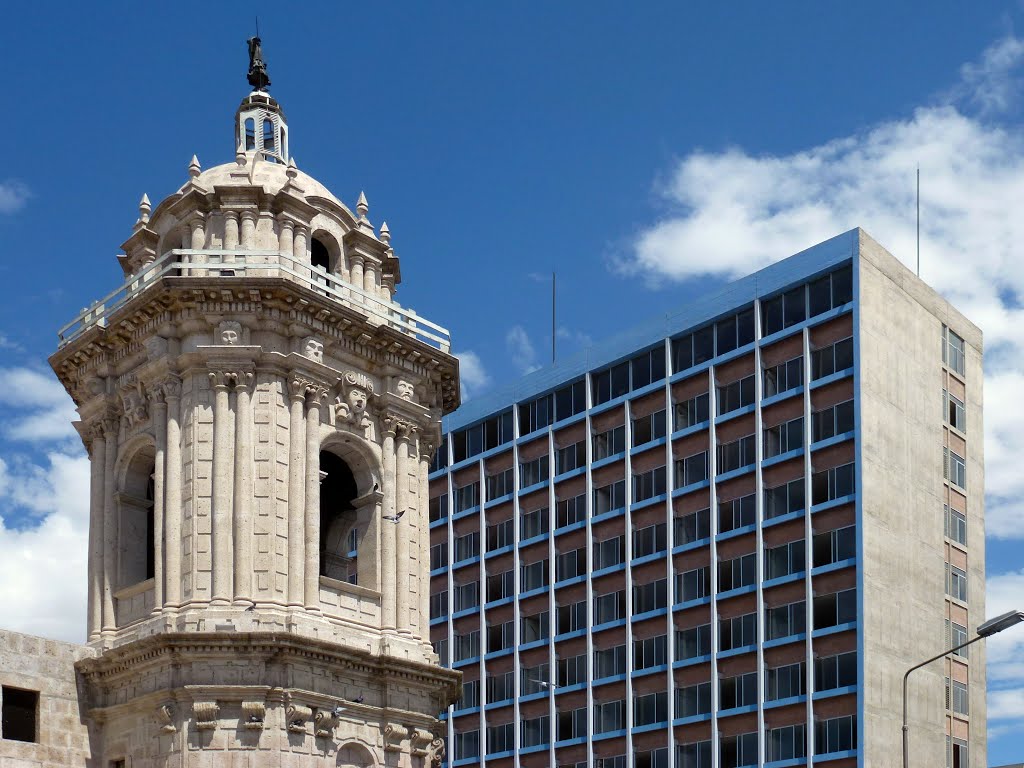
901,633,985,768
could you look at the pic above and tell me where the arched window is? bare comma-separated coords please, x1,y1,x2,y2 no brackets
244,118,255,150
119,446,156,587
263,118,275,154
311,238,330,272
280,126,287,159
320,451,359,583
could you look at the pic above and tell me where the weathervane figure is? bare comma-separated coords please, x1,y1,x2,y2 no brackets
247,36,271,90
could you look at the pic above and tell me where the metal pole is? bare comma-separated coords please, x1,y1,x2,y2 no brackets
902,633,984,768
551,271,556,365
916,166,920,277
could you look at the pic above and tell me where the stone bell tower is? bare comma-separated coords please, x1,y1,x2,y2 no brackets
48,38,460,768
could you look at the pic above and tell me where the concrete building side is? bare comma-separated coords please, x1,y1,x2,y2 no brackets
856,231,985,768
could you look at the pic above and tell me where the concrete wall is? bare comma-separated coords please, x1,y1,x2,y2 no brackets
0,630,95,767
856,231,985,768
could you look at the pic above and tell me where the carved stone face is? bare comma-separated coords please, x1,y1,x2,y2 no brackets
221,329,239,345
396,380,414,401
348,387,367,413
303,338,324,362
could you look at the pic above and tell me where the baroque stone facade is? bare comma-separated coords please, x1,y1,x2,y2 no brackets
27,67,460,767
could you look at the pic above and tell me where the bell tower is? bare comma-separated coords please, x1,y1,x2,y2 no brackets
49,38,459,768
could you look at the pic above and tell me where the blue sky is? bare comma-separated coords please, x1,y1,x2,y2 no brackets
1,1,1023,761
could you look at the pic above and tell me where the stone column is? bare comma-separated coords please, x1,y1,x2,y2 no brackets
163,376,183,608
417,436,433,642
210,371,234,605
240,210,257,249
101,413,118,634
380,417,398,632
224,211,239,251
395,424,413,635
293,225,309,263
304,386,327,611
150,387,168,614
287,376,307,607
190,216,206,251
87,423,106,639
278,217,295,258
363,260,377,297
232,371,254,604
350,256,364,300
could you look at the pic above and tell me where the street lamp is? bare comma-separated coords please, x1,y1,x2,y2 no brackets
902,609,1024,768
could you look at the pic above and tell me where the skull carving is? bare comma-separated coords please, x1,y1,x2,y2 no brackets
218,321,242,345
302,337,324,363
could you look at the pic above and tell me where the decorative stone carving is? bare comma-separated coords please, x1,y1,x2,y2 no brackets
301,336,324,363
382,723,409,752
121,382,148,427
217,320,242,345
158,374,182,400
242,701,265,730
313,709,338,739
410,728,433,756
288,375,312,401
85,376,106,397
193,701,219,731
428,737,446,768
145,336,169,360
286,703,312,734
156,703,176,733
396,379,414,401
228,370,254,391
335,370,374,429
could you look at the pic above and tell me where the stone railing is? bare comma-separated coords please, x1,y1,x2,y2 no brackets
56,249,451,352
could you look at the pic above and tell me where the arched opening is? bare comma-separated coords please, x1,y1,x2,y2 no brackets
311,238,330,272
320,451,359,583
337,742,376,767
244,117,256,150
263,118,275,155
118,445,156,588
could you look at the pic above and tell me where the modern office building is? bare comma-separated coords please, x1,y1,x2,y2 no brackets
427,229,984,768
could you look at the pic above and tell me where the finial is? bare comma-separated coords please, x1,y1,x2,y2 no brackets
189,155,201,178
236,142,247,167
286,157,298,181
379,221,390,244
137,194,151,224
247,35,271,91
357,191,369,218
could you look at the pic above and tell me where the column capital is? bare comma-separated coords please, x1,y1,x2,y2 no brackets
208,370,233,390
288,375,312,401
228,370,255,392
157,374,182,401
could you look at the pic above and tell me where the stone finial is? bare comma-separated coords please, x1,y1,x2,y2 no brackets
137,194,151,224
356,191,369,218
235,143,247,166
188,154,202,178
379,220,391,244
286,157,298,181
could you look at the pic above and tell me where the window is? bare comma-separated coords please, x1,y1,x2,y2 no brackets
717,434,755,474
519,392,554,435
1,686,38,743
765,477,805,519
674,507,711,545
632,466,666,503
764,356,804,397
433,638,448,665
487,569,513,602
765,600,807,640
487,671,513,702
118,448,156,586
521,662,551,695
428,492,448,522
594,590,626,625
675,681,712,717
632,409,667,446
521,506,549,539
812,400,855,442
593,425,626,460
945,447,967,489
633,522,667,558
457,679,479,710
673,392,710,431
946,391,966,432
633,578,668,614
811,462,855,504
557,653,587,686
453,481,480,513
812,525,856,567
631,346,667,390
944,327,966,375
452,410,513,462
429,590,447,619
555,379,586,421
453,630,480,662
521,715,549,748
813,588,857,629
761,285,807,336
429,541,448,570
635,747,669,768
720,731,758,768
557,599,587,634
950,737,969,768
556,548,586,582
767,661,806,701
556,492,586,528
521,610,550,643
487,722,513,754
811,337,854,380
672,327,715,372
520,559,549,592
717,375,755,415
244,117,255,150
593,480,626,515
948,620,969,657
815,715,856,755
593,535,625,570
765,539,806,580
557,706,588,741
719,612,757,651
715,307,756,355
719,671,757,709
520,455,549,487
485,468,514,499
453,581,478,612
262,118,275,152
677,740,712,768
815,651,857,692
718,553,756,592
764,416,804,458
593,699,625,734
767,723,807,762
454,729,480,760
676,566,710,603
430,442,449,474
945,505,967,546
675,622,712,660
633,691,668,726
593,361,631,405
453,531,479,562
808,264,853,316
555,440,585,474
946,564,968,602
594,645,627,679
719,493,755,533
675,450,709,485
486,518,513,552
633,634,667,670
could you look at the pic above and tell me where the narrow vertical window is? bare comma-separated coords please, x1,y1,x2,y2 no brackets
244,117,255,150
263,118,275,153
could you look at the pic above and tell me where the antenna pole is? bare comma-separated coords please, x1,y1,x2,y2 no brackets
256,15,260,37
916,166,920,277
552,272,556,364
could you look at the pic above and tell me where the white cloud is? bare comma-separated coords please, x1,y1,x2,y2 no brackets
0,368,79,443
506,325,540,374
0,179,30,214
985,568,1024,735
454,350,490,400
621,34,1024,542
